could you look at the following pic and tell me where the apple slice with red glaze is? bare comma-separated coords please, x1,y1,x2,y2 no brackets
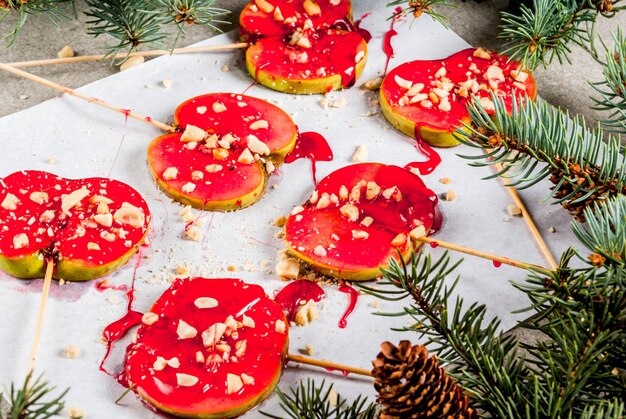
284,163,439,281
123,277,289,419
148,93,297,211
240,0,368,94
239,0,353,42
0,170,150,281
247,28,367,94
380,48,537,147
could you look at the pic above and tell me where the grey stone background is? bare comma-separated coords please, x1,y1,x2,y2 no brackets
0,0,624,124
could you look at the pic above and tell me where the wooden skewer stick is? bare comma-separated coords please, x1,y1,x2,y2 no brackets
415,236,551,274
0,62,175,133
286,354,373,377
27,259,55,374
493,161,558,270
7,43,250,68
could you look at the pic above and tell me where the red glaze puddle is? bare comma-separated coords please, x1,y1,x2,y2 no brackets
285,131,333,185
273,280,326,322
493,261,502,268
337,284,358,328
325,367,350,376
404,130,442,176
96,279,129,292
429,241,439,248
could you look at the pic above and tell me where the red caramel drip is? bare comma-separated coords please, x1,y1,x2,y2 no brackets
429,241,439,248
383,8,403,75
493,261,502,268
354,13,372,43
95,280,129,292
337,284,358,328
325,367,350,376
121,278,288,417
404,131,442,176
273,280,326,322
285,131,333,185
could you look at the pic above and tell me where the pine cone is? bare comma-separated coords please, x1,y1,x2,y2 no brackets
372,341,476,419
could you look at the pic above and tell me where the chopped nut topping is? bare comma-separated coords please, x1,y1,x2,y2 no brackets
89,195,113,205
87,242,101,251
351,144,368,162
196,106,207,114
291,205,304,215
212,101,227,113
194,297,219,309
163,167,178,180
1,193,20,210
62,187,89,216
180,124,206,142
238,148,255,164
176,320,198,339
202,323,226,347
434,66,447,78
365,181,381,200
235,339,247,357
316,192,331,209
241,373,255,385
309,190,319,204
57,45,74,59
314,245,327,257
303,0,321,15
63,344,81,359
297,35,311,49
473,47,491,60
247,134,271,155
339,204,359,221
355,50,365,63
513,81,527,91
227,373,244,394
29,192,48,205
167,357,181,368
274,6,284,20
409,225,426,240
352,230,369,240
191,170,204,181
142,312,159,325
181,182,196,193
394,75,413,90
486,65,505,89
100,231,116,242
213,148,230,160
113,203,145,228
360,216,374,227
96,202,109,215
205,164,223,173
295,300,318,326
339,185,349,200
196,351,205,363
479,97,494,111
511,69,529,82
444,190,457,201
391,233,407,247
254,0,274,13
438,98,452,112
275,319,286,333
153,357,168,371
242,314,255,328
94,213,113,228
349,184,361,202
266,161,276,174
250,120,269,130
406,83,425,96
177,373,199,387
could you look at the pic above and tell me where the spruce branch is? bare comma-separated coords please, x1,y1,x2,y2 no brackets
260,379,378,419
0,0,73,47
149,0,229,33
455,94,626,220
590,27,626,134
84,0,168,62
386,0,456,27
0,373,68,419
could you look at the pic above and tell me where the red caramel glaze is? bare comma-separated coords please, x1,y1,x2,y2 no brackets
285,163,439,276
122,277,288,418
381,48,537,134
382,7,404,75
239,0,353,41
404,134,442,176
274,279,326,322
285,131,333,185
337,283,358,328
247,29,367,88
147,93,297,210
0,170,150,273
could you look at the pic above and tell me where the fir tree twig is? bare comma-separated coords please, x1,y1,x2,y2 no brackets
0,0,73,47
386,0,456,27
455,94,626,220
0,373,68,419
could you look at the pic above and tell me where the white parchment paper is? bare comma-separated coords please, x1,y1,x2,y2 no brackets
0,2,580,417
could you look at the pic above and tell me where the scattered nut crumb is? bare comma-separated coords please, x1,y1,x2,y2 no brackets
221,64,231,72
351,144,368,162
63,344,81,359
67,407,85,419
439,177,451,184
161,79,173,89
362,77,383,91
273,215,287,227
507,204,522,216
19,95,28,100
276,256,300,279
443,190,457,201
175,265,189,276
294,300,318,326
503,216,511,223
228,265,236,272
548,226,556,233
119,55,145,71
328,389,338,406
47,156,57,165
57,45,74,59
304,344,315,356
